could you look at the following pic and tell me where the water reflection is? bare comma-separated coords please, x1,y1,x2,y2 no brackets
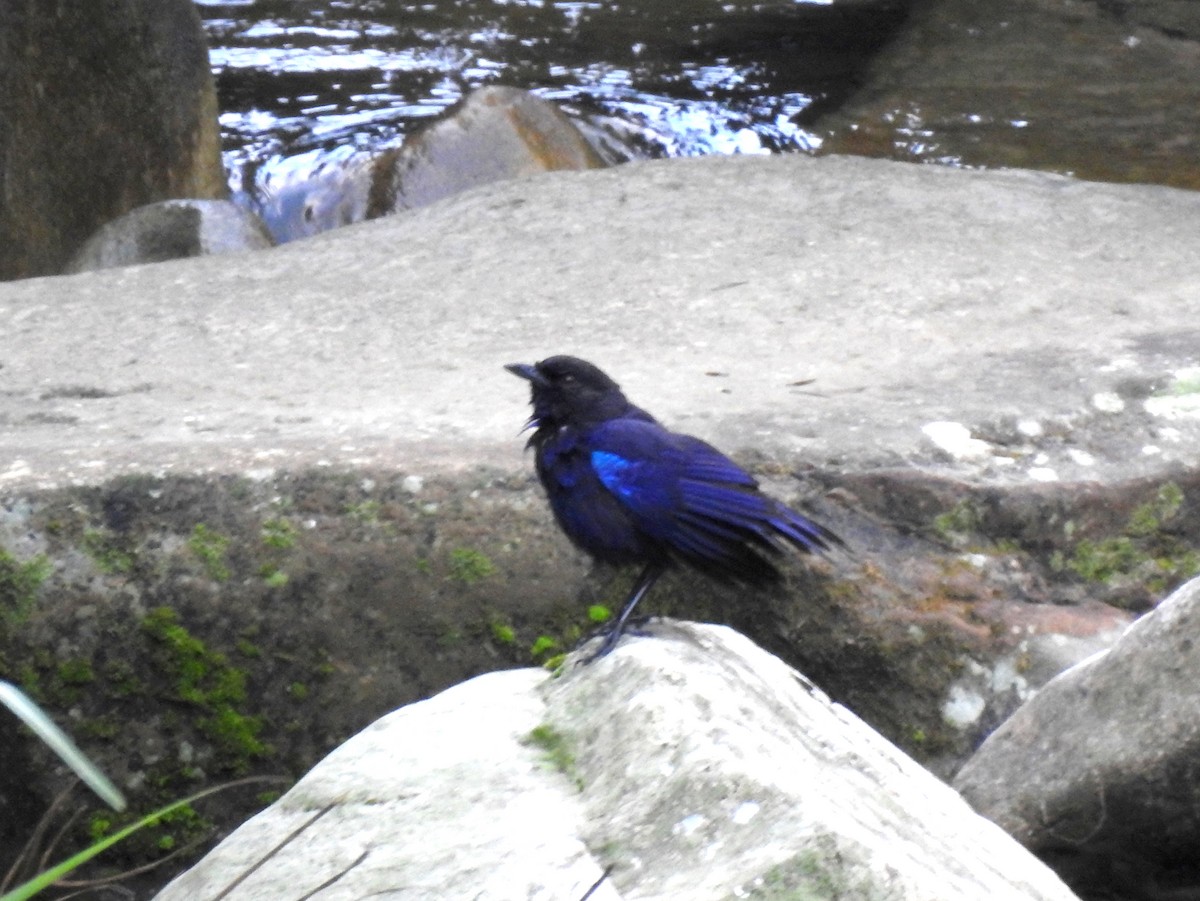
199,0,909,193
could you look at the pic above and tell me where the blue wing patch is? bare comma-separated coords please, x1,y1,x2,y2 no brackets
591,450,636,500
585,420,838,571
590,446,679,519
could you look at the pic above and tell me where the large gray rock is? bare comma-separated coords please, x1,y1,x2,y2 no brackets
67,200,274,274
0,0,225,280
3,153,1200,487
256,86,605,242
954,575,1200,900
376,85,606,213
156,622,1080,901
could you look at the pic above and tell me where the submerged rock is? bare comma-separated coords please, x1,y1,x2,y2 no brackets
156,623,1080,901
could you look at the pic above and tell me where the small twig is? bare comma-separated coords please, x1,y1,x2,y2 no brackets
296,848,371,900
37,806,85,874
2,781,78,890
45,880,134,901
55,835,203,890
212,805,335,900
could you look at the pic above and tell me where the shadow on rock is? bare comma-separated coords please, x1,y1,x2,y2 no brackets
955,575,1200,901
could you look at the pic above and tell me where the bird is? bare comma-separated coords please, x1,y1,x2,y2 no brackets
506,354,842,660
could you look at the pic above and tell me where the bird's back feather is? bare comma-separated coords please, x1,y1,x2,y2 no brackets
537,416,836,583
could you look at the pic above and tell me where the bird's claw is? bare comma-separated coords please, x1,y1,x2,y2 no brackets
579,616,654,664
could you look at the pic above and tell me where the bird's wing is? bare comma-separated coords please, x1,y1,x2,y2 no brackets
586,419,835,581
589,420,754,487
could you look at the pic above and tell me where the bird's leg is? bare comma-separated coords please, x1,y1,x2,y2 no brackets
585,561,665,663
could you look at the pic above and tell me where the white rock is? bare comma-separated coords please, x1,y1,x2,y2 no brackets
922,421,994,461
157,622,1079,901
1091,392,1125,413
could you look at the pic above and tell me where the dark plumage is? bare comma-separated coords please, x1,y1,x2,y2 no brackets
507,355,842,659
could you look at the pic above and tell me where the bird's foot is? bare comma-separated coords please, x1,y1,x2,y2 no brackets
579,616,654,664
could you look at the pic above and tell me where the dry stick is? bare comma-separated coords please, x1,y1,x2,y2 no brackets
295,848,371,901
212,805,336,900
36,806,85,874
2,782,78,891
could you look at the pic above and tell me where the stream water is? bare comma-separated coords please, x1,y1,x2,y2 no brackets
197,0,911,200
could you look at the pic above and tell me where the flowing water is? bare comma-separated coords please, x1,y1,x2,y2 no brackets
197,0,911,200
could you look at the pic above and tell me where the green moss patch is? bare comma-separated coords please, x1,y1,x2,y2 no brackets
523,723,582,790
1053,482,1200,599
448,547,495,585
0,547,50,632
188,524,231,582
141,606,269,771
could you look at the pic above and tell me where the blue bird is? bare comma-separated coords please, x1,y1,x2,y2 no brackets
506,355,842,659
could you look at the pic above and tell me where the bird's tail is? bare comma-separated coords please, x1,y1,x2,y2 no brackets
670,480,842,584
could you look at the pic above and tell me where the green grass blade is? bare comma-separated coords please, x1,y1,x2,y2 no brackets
0,780,274,901
0,681,126,812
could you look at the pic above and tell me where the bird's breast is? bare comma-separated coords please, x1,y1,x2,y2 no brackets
535,426,587,487
532,426,661,565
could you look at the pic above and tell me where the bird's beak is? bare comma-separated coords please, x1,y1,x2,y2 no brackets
505,362,546,386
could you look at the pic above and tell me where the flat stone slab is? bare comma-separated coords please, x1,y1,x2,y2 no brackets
2,153,1199,489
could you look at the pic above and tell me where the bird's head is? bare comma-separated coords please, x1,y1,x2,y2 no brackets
505,355,631,429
